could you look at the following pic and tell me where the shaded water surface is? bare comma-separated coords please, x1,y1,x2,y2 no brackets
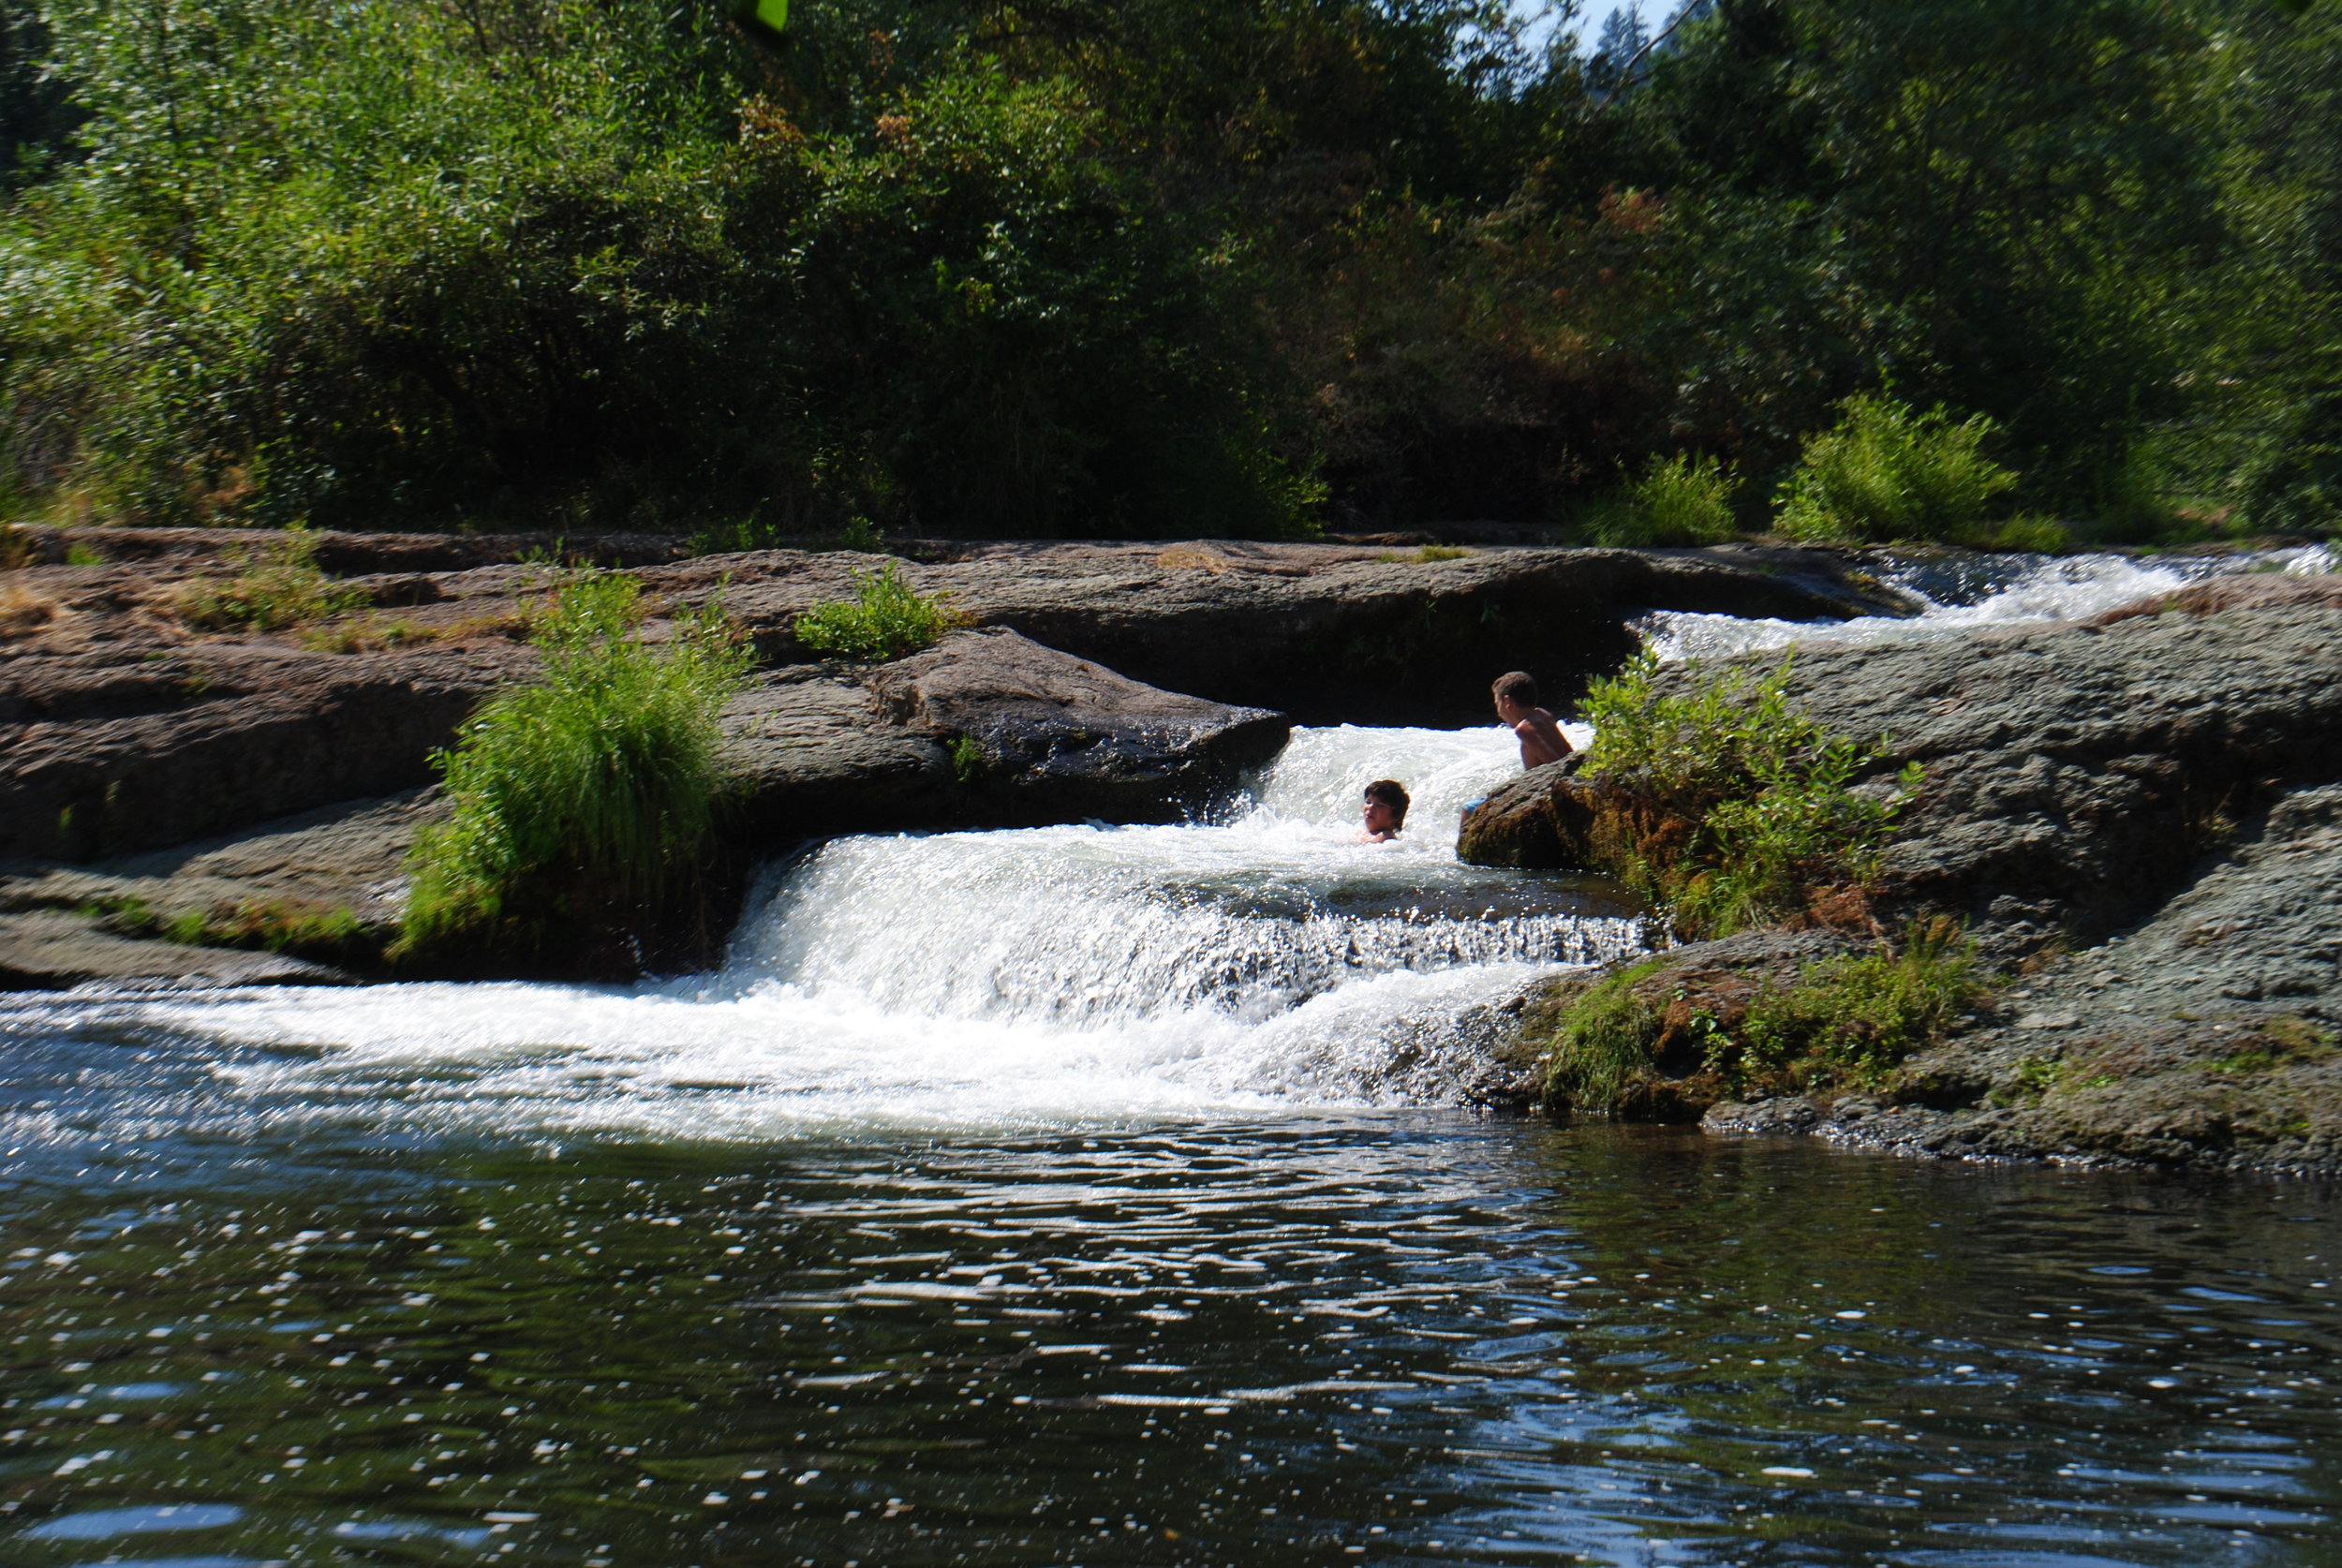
1,1120,2335,1567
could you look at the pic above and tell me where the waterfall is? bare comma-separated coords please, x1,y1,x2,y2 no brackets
27,724,1640,1142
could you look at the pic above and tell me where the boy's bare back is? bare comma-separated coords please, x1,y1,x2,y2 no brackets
1490,670,1573,771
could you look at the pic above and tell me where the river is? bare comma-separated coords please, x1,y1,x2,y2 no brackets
2,551,2337,1566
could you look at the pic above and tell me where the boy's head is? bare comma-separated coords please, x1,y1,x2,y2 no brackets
1492,671,1539,718
1361,778,1410,836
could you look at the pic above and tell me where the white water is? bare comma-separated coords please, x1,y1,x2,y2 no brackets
1642,544,2335,661
4,724,1637,1143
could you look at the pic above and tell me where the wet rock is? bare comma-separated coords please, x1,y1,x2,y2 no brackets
1701,1097,1825,1137
1454,757,1583,867
867,628,1289,825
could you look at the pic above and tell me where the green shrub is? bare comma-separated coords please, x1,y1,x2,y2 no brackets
397,571,752,963
1964,514,2074,553
1728,919,1985,1088
1542,957,1669,1114
177,527,370,632
1775,395,2021,543
793,563,958,662
1580,453,1739,547
1580,652,1921,938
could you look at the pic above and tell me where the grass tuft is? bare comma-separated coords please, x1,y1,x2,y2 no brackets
394,571,753,967
1579,452,1740,547
1728,919,1986,1088
1775,394,2020,544
1541,957,1670,1114
793,562,958,661
177,526,371,632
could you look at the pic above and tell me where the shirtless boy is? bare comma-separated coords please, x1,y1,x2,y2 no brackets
1492,672,1572,770
1358,779,1410,843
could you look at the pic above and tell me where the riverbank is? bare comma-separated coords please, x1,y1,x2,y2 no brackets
1475,567,2342,1176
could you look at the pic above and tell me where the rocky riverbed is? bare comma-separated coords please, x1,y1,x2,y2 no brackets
1468,570,2342,1176
7,525,2341,1178
0,526,1894,985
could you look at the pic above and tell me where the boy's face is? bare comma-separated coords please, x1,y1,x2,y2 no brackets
1361,795,1401,836
1494,692,1523,724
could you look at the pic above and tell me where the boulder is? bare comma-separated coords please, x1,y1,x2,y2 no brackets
1455,757,1583,867
866,627,1289,824
1778,598,2342,954
719,668,957,840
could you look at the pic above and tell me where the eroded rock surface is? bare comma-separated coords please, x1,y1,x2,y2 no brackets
1,628,1290,985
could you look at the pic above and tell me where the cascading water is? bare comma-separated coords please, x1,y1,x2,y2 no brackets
1640,542,2335,661
3,722,1641,1146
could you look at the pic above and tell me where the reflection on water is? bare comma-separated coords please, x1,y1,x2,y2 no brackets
0,1118,2335,1567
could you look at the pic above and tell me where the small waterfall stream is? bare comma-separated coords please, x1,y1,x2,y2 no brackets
5,547,2328,1151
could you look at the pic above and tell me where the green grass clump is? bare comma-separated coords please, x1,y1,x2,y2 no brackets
396,571,753,964
178,527,371,632
793,562,958,662
1580,652,1921,939
1776,394,2020,544
1580,453,1740,547
1729,920,1985,1087
1541,957,1670,1114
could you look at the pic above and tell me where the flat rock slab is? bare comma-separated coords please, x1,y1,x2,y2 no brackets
0,910,349,990
1,790,438,927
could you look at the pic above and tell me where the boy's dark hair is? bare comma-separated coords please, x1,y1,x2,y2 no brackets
1363,778,1410,824
1492,671,1539,706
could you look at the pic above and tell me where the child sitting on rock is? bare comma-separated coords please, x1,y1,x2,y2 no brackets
1492,671,1572,771
1359,779,1410,843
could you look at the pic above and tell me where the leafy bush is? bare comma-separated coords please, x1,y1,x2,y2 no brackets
1580,652,1921,938
397,571,752,965
177,527,370,632
1775,395,2021,543
1580,453,1739,547
793,563,958,662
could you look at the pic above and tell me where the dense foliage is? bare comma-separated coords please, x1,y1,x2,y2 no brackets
1,0,2337,538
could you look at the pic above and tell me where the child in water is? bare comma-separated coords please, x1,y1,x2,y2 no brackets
1358,779,1410,843
1491,671,1573,770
